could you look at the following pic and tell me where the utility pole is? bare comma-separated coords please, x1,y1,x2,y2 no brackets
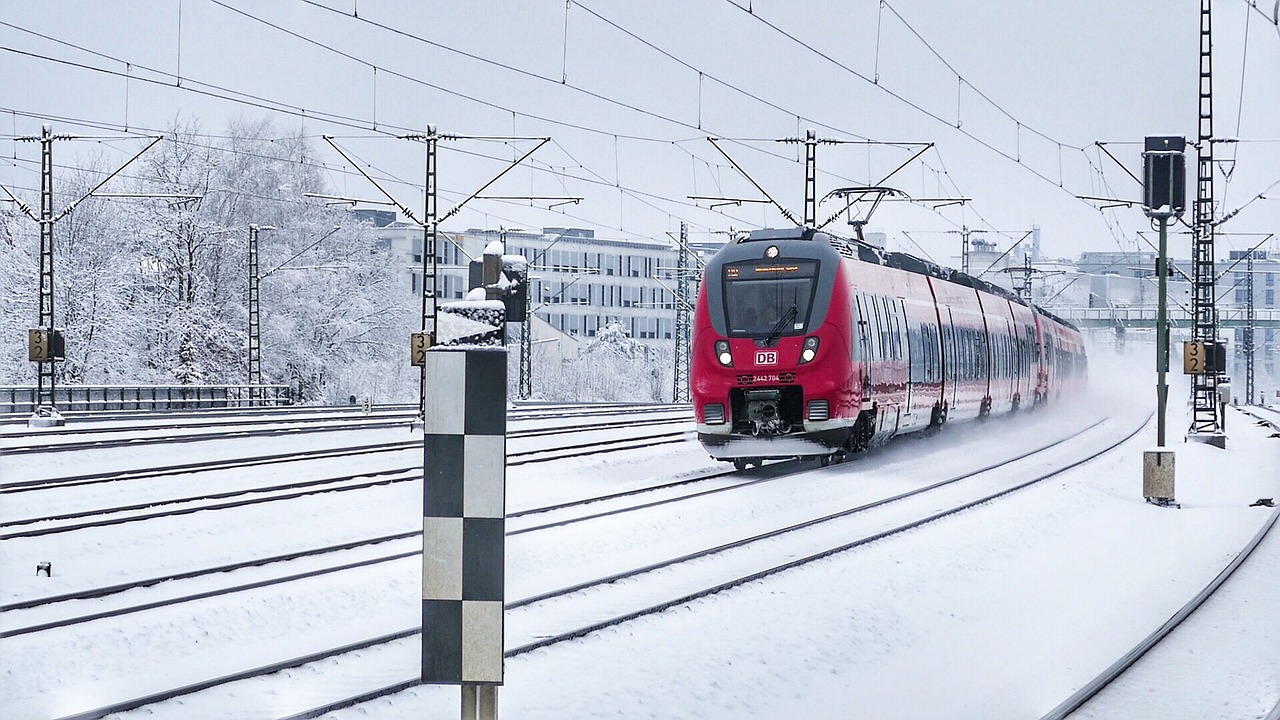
35,125,56,417
1189,0,1222,436
515,228,582,400
1245,248,1255,403
947,226,985,276
777,129,836,227
1,125,163,426
323,130,549,419
1000,255,1063,303
421,127,440,417
802,130,818,226
248,224,262,401
248,224,338,405
512,227,534,400
700,135,932,233
673,222,692,403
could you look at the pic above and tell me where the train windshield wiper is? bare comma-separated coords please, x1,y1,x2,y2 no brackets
764,304,797,346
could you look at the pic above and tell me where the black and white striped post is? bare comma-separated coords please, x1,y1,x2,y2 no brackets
423,346,506,719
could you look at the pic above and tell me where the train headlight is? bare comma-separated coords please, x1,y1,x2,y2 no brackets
715,340,733,366
799,336,820,364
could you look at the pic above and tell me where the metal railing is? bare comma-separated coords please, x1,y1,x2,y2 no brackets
1050,306,1280,329
0,384,293,414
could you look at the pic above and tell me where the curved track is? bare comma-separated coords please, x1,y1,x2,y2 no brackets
1038,505,1280,720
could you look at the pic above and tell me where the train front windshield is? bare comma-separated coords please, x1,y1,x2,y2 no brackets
723,260,819,337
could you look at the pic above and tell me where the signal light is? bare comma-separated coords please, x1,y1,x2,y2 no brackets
715,340,733,366
799,336,820,364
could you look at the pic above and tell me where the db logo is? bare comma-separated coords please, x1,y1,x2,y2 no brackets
755,350,778,365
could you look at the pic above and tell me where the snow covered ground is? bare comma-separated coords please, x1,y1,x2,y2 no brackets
2,351,1278,719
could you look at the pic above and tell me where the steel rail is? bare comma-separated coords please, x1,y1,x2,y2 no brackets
0,440,418,494
0,470,421,540
47,629,421,720
1038,503,1280,720
1,547,419,638
2,531,420,612
4,416,692,494
41,414,1130,720
276,413,1149,719
1,417,413,455
0,407,416,439
3,427,702,538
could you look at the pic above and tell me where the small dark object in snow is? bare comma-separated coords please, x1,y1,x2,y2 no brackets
1270,432,1280,439
36,562,51,577
1251,498,1275,507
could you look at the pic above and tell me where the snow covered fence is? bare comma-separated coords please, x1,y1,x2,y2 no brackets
422,346,506,694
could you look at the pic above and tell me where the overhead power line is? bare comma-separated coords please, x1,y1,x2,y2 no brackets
719,0,1108,203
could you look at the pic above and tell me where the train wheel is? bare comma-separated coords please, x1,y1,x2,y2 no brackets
819,454,831,467
733,458,749,471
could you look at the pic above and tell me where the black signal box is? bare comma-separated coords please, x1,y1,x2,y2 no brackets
1142,136,1186,217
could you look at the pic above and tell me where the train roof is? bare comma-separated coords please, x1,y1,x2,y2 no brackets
739,228,1079,332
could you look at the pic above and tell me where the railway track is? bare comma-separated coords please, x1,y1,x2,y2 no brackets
1,403,689,453
1039,504,1280,720
0,416,414,456
1,420,697,539
3,411,693,493
31,412,1135,720
1034,404,1280,719
0,401,685,437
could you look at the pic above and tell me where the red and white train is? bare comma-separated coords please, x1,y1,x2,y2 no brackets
691,227,1087,468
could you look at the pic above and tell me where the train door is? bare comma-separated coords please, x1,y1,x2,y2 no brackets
897,298,912,413
943,307,957,413
855,294,874,408
1003,318,1016,408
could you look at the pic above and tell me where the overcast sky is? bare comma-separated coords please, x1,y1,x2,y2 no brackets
4,0,1280,265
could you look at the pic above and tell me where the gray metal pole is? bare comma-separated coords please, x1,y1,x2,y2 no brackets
248,225,261,401
37,124,55,412
803,129,816,227
1245,248,1255,403
673,222,691,403
419,126,439,418
1157,216,1169,446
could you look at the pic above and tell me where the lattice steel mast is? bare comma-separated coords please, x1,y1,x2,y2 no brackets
1190,0,1221,433
1245,248,1255,403
36,126,55,411
673,222,692,403
248,225,262,399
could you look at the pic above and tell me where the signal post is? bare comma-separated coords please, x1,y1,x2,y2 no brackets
421,240,526,720
1141,136,1185,505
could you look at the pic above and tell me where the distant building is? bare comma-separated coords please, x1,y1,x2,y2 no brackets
372,223,683,344
1076,251,1156,277
351,208,396,228
484,227,679,341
